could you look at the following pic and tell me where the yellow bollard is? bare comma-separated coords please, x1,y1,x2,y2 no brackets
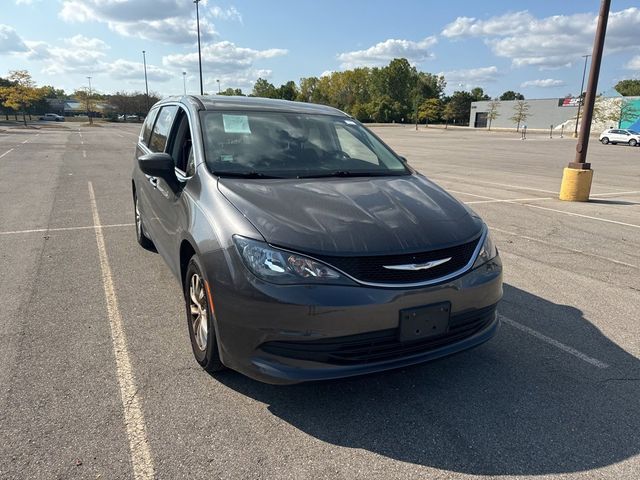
559,167,593,201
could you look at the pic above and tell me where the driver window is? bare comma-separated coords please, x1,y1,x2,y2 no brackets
169,109,194,175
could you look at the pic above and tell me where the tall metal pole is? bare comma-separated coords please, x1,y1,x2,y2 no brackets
194,0,203,95
183,72,187,95
86,76,93,125
570,0,610,169
142,50,149,112
573,54,590,137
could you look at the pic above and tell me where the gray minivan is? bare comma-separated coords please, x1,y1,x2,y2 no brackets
132,95,502,384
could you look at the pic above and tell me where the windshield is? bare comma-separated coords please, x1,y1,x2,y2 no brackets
628,130,639,135
199,110,409,178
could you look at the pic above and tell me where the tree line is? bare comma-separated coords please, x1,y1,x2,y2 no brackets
2,62,639,127
0,70,160,125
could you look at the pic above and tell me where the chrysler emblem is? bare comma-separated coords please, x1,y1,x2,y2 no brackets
383,257,452,271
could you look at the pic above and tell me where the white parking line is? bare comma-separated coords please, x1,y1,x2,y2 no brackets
83,150,87,158
435,175,559,194
0,223,134,236
523,203,640,229
0,148,14,159
465,196,554,205
450,189,640,230
490,226,639,269
88,182,155,480
499,314,609,369
22,139,29,144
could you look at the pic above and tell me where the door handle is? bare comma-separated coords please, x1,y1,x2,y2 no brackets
149,177,158,188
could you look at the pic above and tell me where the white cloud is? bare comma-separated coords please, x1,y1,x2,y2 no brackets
210,6,242,23
626,56,640,70
0,24,28,53
441,8,640,70
163,41,286,92
440,66,500,85
59,0,238,44
337,37,437,68
108,59,173,82
521,78,566,88
23,37,109,75
163,41,286,74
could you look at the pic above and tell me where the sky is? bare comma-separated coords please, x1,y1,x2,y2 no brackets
1,0,639,99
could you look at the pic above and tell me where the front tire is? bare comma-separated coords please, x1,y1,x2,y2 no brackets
185,257,225,373
134,192,155,250
601,137,609,144
629,139,637,147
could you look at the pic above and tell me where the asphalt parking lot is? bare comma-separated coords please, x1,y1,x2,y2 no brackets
0,122,638,480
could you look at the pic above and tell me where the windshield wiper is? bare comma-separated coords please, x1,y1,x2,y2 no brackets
298,170,406,179
212,170,282,179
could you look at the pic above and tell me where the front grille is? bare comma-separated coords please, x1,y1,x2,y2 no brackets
314,236,481,285
260,305,496,365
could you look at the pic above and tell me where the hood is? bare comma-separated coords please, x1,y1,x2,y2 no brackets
218,174,483,255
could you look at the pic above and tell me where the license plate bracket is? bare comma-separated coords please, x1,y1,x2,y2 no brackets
399,302,451,342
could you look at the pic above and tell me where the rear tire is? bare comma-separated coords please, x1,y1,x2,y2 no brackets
185,256,225,373
134,191,155,250
601,137,609,144
629,139,637,147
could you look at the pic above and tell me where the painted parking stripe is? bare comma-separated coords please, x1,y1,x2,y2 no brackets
499,314,609,369
0,148,14,159
490,226,639,270
0,223,134,236
88,182,155,480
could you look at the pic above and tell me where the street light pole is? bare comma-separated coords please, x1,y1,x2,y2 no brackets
142,50,149,112
183,72,187,95
194,0,204,95
559,0,610,202
217,79,220,94
86,76,93,125
571,0,610,169
573,54,591,138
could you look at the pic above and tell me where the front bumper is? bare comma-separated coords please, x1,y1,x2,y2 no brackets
207,249,502,385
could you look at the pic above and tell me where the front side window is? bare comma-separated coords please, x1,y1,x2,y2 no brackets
199,111,408,178
149,105,178,153
140,108,159,146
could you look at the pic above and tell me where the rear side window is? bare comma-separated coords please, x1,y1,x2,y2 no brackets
149,106,178,153
140,108,159,146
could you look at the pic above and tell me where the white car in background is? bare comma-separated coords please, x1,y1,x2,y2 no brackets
599,128,640,146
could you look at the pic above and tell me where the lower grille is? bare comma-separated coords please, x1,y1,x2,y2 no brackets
260,305,496,365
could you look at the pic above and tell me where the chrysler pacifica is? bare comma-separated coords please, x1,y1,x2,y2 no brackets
132,95,502,384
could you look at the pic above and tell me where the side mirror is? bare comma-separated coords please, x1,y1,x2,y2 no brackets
399,155,408,164
137,152,175,180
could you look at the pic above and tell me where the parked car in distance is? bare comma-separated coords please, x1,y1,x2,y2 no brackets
132,95,503,384
39,113,65,122
599,128,640,146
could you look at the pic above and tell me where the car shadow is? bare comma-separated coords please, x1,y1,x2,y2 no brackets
588,199,639,205
213,283,639,475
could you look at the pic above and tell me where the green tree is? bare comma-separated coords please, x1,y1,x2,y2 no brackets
614,79,640,97
510,100,530,131
0,70,43,126
278,81,298,101
442,102,455,129
448,90,473,124
74,87,97,124
218,87,244,96
471,87,490,101
418,98,442,125
487,100,500,130
500,90,525,101
251,78,278,98
602,97,639,128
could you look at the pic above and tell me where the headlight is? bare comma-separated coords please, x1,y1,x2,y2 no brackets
233,236,353,285
472,230,498,268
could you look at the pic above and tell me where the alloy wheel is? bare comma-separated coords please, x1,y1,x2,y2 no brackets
189,273,208,351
